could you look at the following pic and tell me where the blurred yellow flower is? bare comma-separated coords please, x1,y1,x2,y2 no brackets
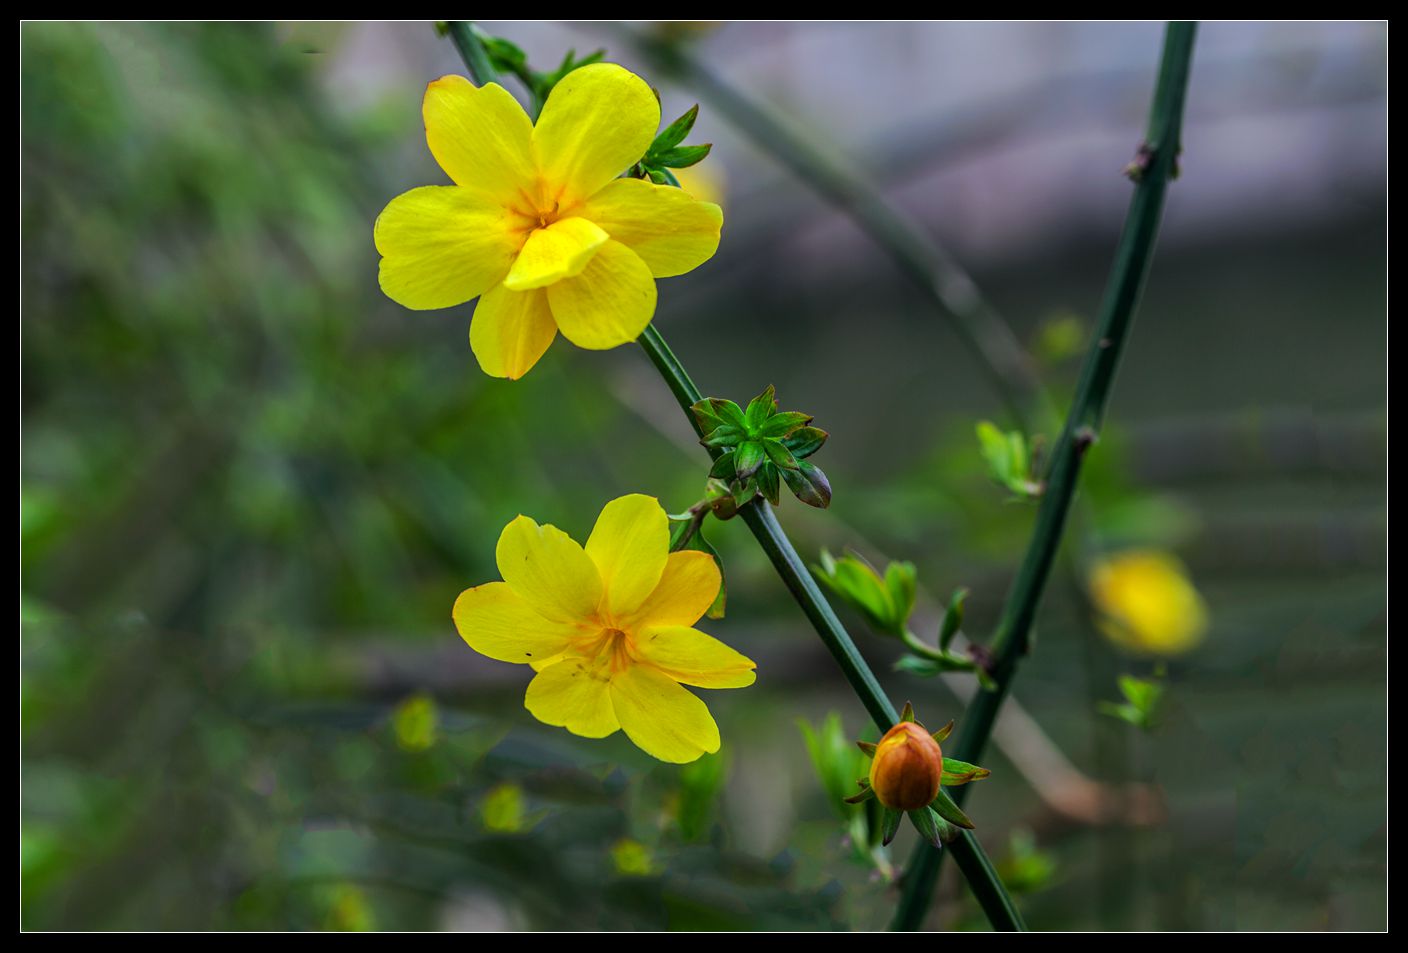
1088,549,1208,656
453,494,755,763
375,64,723,380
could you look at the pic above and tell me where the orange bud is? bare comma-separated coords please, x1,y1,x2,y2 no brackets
868,721,944,811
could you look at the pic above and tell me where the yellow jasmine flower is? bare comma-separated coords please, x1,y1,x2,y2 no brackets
453,494,755,763
1088,549,1209,656
375,64,724,380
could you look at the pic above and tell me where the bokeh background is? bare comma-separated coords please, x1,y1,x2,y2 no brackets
21,21,1386,931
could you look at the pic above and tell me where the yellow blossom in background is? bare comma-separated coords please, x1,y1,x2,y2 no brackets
453,494,755,763
480,782,527,833
391,692,438,751
1088,549,1209,656
610,838,655,876
672,162,726,209
375,64,724,380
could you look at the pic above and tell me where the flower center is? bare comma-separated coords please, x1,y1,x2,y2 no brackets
574,626,636,674
507,184,568,236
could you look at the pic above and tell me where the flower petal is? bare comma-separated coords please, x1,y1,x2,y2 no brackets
622,551,721,629
502,217,609,292
495,514,603,623
374,186,519,310
469,284,557,379
545,240,656,350
582,494,669,620
635,625,756,689
452,581,582,665
423,75,536,201
532,63,660,208
525,657,619,739
609,664,720,763
577,178,723,278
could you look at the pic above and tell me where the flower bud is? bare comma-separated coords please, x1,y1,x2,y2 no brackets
868,721,944,811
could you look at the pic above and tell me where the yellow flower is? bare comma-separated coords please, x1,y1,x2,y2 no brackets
1088,549,1209,656
453,494,755,763
375,65,724,380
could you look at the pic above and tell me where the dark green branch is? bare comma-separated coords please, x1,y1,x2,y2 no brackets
445,22,497,86
891,21,1198,931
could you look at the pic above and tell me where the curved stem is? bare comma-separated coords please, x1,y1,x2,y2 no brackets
446,22,496,86
890,21,1198,931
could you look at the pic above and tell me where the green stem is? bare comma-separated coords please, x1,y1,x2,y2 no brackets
622,28,1047,434
446,22,497,86
891,21,1198,931
639,326,1025,931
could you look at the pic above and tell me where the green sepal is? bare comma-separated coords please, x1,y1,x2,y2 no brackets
939,758,991,786
782,426,828,459
709,451,737,481
856,741,877,758
734,441,765,479
931,720,954,744
899,701,916,724
701,425,745,450
843,780,875,805
653,143,712,169
649,104,698,155
881,807,904,847
908,807,945,848
706,398,748,430
781,461,831,508
757,411,812,438
763,438,800,470
757,463,782,506
744,385,777,430
929,787,975,829
939,588,968,652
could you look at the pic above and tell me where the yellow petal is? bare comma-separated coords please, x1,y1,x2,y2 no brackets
452,581,582,665
584,494,669,620
577,178,723,278
423,76,536,201
532,63,660,208
495,514,603,623
545,240,656,349
502,218,609,292
635,625,756,689
609,664,720,763
374,186,519,310
622,551,721,629
525,657,619,739
469,284,557,379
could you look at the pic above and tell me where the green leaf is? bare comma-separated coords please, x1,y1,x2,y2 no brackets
708,398,748,430
690,398,725,435
650,104,698,154
814,552,894,633
782,461,831,508
908,807,943,848
734,441,765,479
782,426,828,459
708,451,737,481
757,462,782,506
881,807,904,847
757,411,812,438
653,143,712,169
744,385,777,431
929,787,975,829
939,758,991,786
939,587,968,652
883,561,917,630
763,438,799,470
700,424,745,449
976,421,1011,479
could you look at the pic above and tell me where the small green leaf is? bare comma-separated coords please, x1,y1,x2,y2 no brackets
757,411,812,438
939,587,968,652
763,438,799,470
708,398,748,430
653,143,713,169
690,398,725,435
939,758,991,786
648,169,670,185
908,807,943,848
881,807,904,846
701,424,745,450
757,462,782,506
734,441,765,479
782,426,828,459
929,787,975,829
884,562,917,631
744,385,777,431
650,104,698,154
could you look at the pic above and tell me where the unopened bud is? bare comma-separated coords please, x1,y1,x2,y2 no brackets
868,721,943,811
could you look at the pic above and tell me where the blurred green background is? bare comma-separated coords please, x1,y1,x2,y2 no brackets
21,22,1385,931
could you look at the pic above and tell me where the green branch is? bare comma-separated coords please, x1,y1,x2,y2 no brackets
890,21,1199,931
638,327,1026,932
